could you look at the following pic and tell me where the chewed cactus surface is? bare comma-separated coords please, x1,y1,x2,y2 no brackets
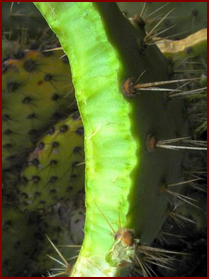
2,2,207,277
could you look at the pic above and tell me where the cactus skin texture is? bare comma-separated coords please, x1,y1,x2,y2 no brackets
31,199,85,276
2,205,39,277
19,112,85,211
153,29,207,60
2,2,207,277
2,2,52,41
2,49,76,170
117,2,207,39
2,200,85,277
33,2,207,277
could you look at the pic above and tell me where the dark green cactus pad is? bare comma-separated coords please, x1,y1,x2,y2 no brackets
29,197,85,276
2,205,39,277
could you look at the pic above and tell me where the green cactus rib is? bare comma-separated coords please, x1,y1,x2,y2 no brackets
34,2,191,277
34,2,137,276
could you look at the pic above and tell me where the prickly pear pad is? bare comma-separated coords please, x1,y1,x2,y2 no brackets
19,113,85,211
34,2,137,277
34,2,192,277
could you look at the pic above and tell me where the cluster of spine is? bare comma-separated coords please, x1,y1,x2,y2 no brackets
30,198,85,276
124,2,207,277
2,2,55,41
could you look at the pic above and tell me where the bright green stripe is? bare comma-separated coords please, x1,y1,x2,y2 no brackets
34,2,137,277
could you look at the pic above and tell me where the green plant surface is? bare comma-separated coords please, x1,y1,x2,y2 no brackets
32,2,201,277
2,205,38,277
2,49,76,170
154,28,207,60
33,2,137,276
1,1,207,277
117,2,207,39
19,112,85,211
31,200,85,276
2,2,51,41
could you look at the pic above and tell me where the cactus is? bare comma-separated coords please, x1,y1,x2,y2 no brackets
30,198,85,276
2,199,84,277
2,2,207,277
33,2,207,277
2,2,52,41
2,48,76,170
19,112,85,211
117,2,207,39
152,28,207,60
2,205,39,277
